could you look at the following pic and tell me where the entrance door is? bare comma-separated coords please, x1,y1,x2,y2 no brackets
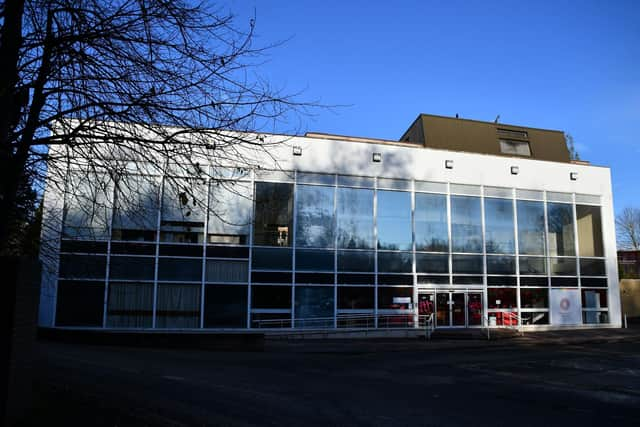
433,291,483,327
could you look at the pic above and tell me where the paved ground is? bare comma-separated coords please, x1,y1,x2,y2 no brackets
18,328,640,426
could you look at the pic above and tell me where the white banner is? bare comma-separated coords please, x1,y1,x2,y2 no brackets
550,289,582,325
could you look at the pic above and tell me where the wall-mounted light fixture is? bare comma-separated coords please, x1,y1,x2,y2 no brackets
372,152,382,163
570,172,578,181
510,166,519,175
292,146,302,156
445,160,454,169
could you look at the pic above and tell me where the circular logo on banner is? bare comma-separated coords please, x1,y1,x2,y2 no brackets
560,298,570,311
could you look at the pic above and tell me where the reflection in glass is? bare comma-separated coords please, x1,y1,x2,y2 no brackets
550,257,577,276
112,174,160,241
547,202,575,256
377,190,412,250
451,196,482,253
520,289,548,308
161,178,206,243
208,180,252,244
253,182,293,246
576,205,604,257
415,253,449,274
486,256,516,275
378,252,412,273
519,257,547,275
517,200,546,255
415,193,448,252
63,170,113,239
337,187,374,249
295,185,335,248
452,255,483,274
338,250,374,272
484,198,515,253
295,287,334,328
204,285,247,328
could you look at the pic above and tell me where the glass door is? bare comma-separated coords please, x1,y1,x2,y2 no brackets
436,293,449,327
467,292,483,326
451,292,465,326
434,291,483,327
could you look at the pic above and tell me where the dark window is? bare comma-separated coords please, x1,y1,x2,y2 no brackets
206,245,249,259
159,244,203,257
296,249,334,271
107,282,153,328
499,139,531,156
378,287,413,310
56,281,104,327
486,256,516,275
251,247,292,270
487,276,517,286
520,288,548,308
294,287,334,328
337,250,374,272
253,182,293,246
488,288,517,309
378,252,412,273
581,278,607,288
109,256,155,281
59,254,107,279
417,275,450,285
251,271,292,284
415,253,449,274
156,284,200,328
452,276,483,284
520,277,548,287
157,258,202,282
111,242,155,255
338,287,374,309
204,285,248,328
580,258,606,276
337,273,375,285
60,240,108,254
378,274,413,286
452,255,483,274
294,273,334,285
251,285,291,309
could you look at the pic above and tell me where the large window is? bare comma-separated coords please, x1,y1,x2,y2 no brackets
337,187,374,249
377,190,412,250
208,180,252,244
499,139,531,156
253,182,293,246
451,196,482,253
62,170,113,240
415,193,448,252
161,178,206,243
294,287,334,328
576,205,604,257
295,185,335,248
484,198,515,254
517,200,546,255
112,174,160,241
107,282,154,328
547,203,575,256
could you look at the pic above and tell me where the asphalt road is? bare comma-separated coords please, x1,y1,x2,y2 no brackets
28,337,640,426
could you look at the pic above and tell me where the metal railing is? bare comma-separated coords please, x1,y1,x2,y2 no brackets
482,312,523,339
252,313,435,338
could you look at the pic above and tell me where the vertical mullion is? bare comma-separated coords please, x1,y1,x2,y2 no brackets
513,188,521,327
543,191,551,324
200,177,210,329
480,186,489,327
373,178,378,328
411,179,417,328
102,174,117,328
152,174,164,329
247,170,255,329
333,174,338,329
446,184,453,287
572,193,582,320
291,171,297,328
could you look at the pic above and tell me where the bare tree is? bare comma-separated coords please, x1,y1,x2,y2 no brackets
616,207,640,250
0,0,314,255
565,133,580,161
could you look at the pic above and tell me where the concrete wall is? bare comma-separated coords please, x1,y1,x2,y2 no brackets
620,279,640,318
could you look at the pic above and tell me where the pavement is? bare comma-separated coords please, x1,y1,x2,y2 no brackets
16,325,640,426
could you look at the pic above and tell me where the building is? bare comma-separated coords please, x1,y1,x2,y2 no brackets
38,114,620,331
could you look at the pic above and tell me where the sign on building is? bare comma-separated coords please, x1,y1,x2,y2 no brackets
550,289,582,325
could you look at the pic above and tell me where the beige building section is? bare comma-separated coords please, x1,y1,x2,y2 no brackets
620,279,640,318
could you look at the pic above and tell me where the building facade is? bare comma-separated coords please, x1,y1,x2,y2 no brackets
38,115,621,330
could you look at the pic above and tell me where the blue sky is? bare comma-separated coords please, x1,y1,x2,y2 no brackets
227,0,639,213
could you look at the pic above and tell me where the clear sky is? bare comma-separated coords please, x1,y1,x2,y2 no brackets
226,0,639,214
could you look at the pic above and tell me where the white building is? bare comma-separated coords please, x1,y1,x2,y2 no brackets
38,114,620,331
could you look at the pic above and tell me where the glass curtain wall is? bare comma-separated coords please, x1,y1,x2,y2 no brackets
55,168,610,329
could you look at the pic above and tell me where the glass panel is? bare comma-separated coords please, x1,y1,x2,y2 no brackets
161,178,206,243
486,256,516,275
109,256,155,281
547,202,575,256
415,193,448,252
516,189,544,200
338,287,374,309
337,273,375,285
550,257,577,276
253,182,293,246
377,178,411,191
575,194,600,205
297,172,335,185
208,180,252,244
547,192,572,203
295,273,334,285
337,175,375,188
377,190,412,250
418,293,435,316
337,251,374,272
467,293,482,326
157,258,202,281
63,170,113,239
520,288,549,308
517,200,546,255
484,187,512,199
436,293,449,326
521,312,549,325
415,253,448,274
296,249,334,271
203,285,247,328
58,255,106,279
580,258,606,276
583,311,608,324
452,293,465,326
378,287,413,310
378,252,412,273
582,289,608,309
254,169,294,182
205,260,248,282
450,184,481,196
452,255,483,274
415,181,447,193
580,277,607,288
487,288,517,309
156,284,200,328
251,285,291,308
294,287,334,328
55,281,104,327
251,247,292,270
519,257,547,275
337,187,374,249
520,277,548,287
295,185,335,248
576,205,604,257
451,196,482,253
107,282,153,328
484,198,515,254
112,174,160,241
